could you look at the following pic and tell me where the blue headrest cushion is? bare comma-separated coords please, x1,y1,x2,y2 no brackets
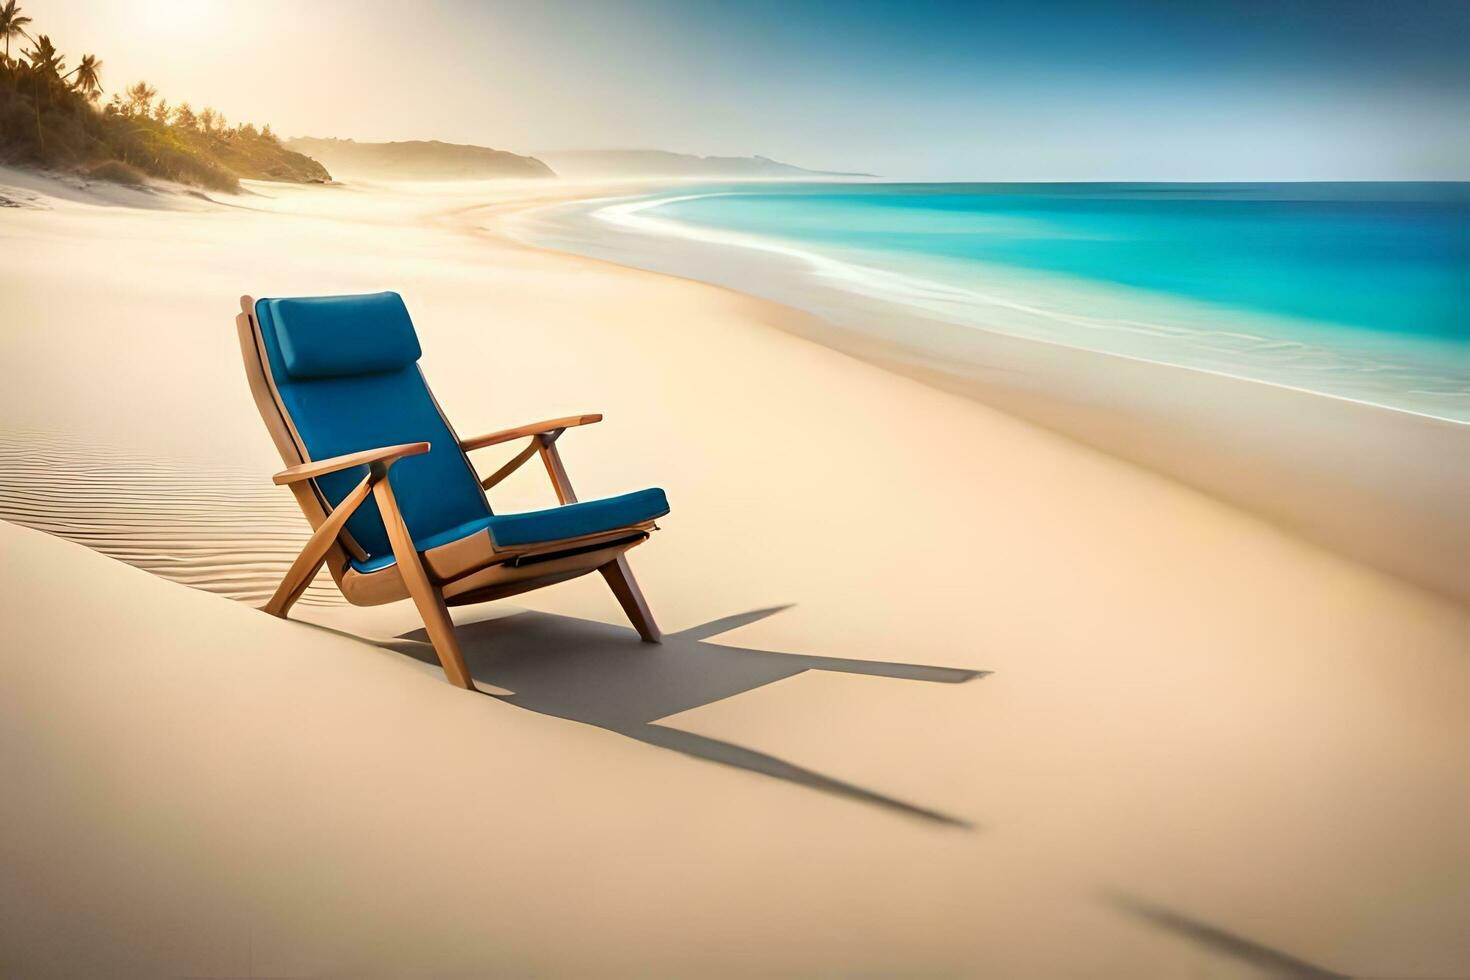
262,292,422,380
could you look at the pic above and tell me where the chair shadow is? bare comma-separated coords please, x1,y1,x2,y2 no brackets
400,605,989,827
1107,893,1349,979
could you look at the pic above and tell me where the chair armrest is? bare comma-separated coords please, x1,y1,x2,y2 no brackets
272,442,431,486
459,414,602,453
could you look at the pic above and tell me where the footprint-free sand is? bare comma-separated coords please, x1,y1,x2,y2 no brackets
1,169,1466,977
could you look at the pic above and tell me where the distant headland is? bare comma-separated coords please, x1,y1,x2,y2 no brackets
283,137,554,181
539,149,873,179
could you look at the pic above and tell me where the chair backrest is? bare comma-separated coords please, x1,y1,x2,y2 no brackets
244,292,490,567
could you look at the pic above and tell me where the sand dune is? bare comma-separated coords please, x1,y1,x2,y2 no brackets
0,429,342,607
1,169,1467,976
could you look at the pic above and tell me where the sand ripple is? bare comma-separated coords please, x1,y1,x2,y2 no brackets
0,430,345,607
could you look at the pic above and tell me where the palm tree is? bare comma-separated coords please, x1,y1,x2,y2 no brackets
64,52,103,100
21,33,61,121
22,33,61,76
19,30,59,147
0,0,31,67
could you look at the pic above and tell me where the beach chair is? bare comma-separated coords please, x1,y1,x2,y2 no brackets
235,291,668,689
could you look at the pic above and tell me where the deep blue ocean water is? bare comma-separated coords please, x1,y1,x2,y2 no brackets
612,182,1470,419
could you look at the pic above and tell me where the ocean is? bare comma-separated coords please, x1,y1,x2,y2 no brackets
517,182,1470,422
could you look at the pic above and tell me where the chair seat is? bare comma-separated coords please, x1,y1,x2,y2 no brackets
350,487,669,574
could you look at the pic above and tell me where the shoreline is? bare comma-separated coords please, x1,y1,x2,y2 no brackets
4,165,1465,603
523,184,1470,423
495,185,1470,604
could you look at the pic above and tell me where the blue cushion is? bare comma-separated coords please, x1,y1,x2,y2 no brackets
269,292,422,380
486,487,669,548
255,295,490,563
348,489,670,572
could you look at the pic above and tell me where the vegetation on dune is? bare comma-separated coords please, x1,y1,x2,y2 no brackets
83,158,145,185
0,3,329,190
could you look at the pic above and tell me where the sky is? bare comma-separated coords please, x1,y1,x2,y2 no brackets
31,0,1470,179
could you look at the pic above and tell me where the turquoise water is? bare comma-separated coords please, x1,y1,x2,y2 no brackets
593,183,1470,420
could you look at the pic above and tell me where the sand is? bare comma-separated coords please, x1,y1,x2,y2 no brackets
1,168,1467,977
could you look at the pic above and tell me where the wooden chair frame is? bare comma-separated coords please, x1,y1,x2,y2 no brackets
236,296,661,690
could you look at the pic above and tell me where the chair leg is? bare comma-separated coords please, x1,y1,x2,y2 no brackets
600,555,661,643
263,548,324,619
264,474,373,619
373,478,475,690
406,578,475,690
539,436,661,643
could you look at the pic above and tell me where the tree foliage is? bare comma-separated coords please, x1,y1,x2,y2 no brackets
0,4,329,189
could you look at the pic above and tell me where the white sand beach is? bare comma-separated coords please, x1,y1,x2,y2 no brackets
1,170,1468,977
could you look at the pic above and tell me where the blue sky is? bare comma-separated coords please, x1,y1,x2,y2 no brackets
43,0,1470,178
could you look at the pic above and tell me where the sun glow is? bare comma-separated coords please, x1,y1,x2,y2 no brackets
128,0,228,44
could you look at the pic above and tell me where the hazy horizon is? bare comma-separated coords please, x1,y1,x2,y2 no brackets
36,0,1470,180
